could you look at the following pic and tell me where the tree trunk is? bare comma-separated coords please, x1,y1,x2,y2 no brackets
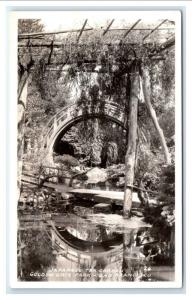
18,70,29,101
142,66,171,165
123,68,139,218
17,77,28,201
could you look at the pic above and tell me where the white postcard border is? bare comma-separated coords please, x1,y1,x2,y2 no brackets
6,4,183,290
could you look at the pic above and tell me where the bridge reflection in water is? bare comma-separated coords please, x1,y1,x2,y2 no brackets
18,212,175,282
46,217,124,281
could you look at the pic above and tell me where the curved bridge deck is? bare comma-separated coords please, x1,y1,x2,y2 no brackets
43,101,127,151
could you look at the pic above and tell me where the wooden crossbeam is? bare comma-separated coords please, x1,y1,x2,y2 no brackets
18,41,147,48
109,27,174,31
76,19,88,43
103,19,115,36
149,36,175,56
142,19,168,41
18,27,93,39
123,19,141,38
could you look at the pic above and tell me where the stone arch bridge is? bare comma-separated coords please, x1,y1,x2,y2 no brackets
42,101,127,157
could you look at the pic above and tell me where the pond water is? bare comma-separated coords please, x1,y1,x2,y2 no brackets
17,187,175,282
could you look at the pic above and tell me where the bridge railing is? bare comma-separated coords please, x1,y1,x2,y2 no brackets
22,163,73,187
43,100,126,148
51,223,123,263
42,165,71,179
46,100,124,129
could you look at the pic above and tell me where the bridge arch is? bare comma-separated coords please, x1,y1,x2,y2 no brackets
49,222,123,265
43,101,127,157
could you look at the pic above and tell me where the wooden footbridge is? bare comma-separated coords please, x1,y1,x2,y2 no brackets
21,165,157,208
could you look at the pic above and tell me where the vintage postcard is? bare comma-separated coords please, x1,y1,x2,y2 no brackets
9,9,182,288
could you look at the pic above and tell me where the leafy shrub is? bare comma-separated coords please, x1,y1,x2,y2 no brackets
54,154,79,167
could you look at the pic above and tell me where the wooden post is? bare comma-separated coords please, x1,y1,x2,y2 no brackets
141,66,171,165
123,65,139,218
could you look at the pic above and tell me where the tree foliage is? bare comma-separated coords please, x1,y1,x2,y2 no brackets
19,20,175,197
18,19,44,34
18,229,56,281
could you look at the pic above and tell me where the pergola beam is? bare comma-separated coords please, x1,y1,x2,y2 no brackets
123,19,141,38
142,19,168,41
18,27,93,39
18,40,174,49
157,36,175,52
17,41,149,48
109,27,174,31
76,19,88,43
103,19,115,36
149,36,175,57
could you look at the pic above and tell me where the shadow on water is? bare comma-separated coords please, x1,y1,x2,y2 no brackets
17,187,175,282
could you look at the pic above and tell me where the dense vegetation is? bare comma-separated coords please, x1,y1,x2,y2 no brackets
18,19,175,214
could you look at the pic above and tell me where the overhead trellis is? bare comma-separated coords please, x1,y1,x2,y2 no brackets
18,18,175,41
18,18,175,68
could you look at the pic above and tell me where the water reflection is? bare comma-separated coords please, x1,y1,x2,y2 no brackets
18,207,174,282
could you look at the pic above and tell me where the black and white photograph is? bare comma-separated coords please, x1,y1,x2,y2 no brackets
14,10,182,288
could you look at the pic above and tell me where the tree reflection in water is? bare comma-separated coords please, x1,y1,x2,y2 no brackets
122,229,150,281
122,226,175,282
18,226,57,281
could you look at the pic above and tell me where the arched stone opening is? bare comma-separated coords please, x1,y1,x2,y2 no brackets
53,140,75,156
43,101,127,167
51,115,127,168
